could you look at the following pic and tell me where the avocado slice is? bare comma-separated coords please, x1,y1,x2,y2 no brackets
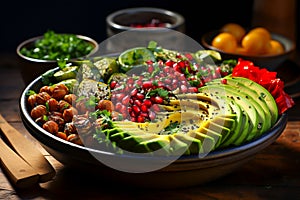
218,98,244,147
117,133,161,152
53,66,78,81
172,133,203,155
168,135,190,156
137,137,170,155
206,83,269,141
220,76,278,125
188,130,215,153
199,85,260,143
209,76,274,128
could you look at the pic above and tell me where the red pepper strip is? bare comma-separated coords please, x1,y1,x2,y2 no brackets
232,58,295,115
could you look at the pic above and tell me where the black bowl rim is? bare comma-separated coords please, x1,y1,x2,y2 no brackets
19,66,288,164
106,7,185,31
16,34,99,63
201,30,296,59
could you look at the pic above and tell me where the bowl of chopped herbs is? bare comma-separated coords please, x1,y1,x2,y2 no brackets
16,30,98,84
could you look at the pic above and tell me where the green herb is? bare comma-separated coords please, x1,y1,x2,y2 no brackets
25,90,36,96
20,30,95,61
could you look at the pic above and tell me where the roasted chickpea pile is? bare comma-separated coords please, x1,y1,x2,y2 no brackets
27,83,115,146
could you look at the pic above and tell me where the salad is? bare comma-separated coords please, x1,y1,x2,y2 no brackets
26,41,294,156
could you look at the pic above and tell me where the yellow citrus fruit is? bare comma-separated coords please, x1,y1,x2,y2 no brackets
212,32,238,53
220,23,246,43
241,31,270,55
266,40,285,55
248,27,271,42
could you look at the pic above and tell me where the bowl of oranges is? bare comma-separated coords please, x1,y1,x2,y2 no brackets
201,23,295,70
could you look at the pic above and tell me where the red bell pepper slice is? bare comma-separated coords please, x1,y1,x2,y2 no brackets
232,58,295,115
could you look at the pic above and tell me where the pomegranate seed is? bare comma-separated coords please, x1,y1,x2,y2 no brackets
134,99,142,107
221,79,227,84
151,104,161,112
163,66,171,73
132,105,141,114
131,117,137,122
140,104,148,113
115,93,125,101
154,96,164,104
127,78,134,85
178,61,185,68
140,112,148,118
165,60,173,67
179,74,186,81
173,63,181,72
115,102,122,111
137,116,145,123
188,87,198,93
150,96,156,103
180,85,188,93
130,110,136,117
148,111,156,121
110,81,117,89
143,99,152,107
130,88,138,97
148,65,154,73
164,79,171,84
122,95,130,105
142,81,153,89
135,80,143,86
136,93,145,100
215,66,222,74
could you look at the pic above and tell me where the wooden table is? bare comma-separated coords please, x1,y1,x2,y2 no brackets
0,54,300,199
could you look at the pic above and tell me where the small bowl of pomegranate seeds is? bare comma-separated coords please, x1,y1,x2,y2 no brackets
106,7,185,37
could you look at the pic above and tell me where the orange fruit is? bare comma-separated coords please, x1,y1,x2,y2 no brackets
241,31,270,55
266,40,285,55
220,23,246,43
248,27,271,42
212,32,238,53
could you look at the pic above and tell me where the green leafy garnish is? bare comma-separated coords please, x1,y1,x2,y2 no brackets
20,30,95,61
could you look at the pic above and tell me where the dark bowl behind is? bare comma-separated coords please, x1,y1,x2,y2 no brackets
201,30,295,70
106,7,185,37
16,35,99,85
19,67,288,189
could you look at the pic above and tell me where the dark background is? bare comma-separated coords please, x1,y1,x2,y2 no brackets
0,0,257,55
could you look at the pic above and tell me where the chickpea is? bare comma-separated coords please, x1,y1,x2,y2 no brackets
64,122,78,135
48,114,65,131
96,99,114,113
39,85,52,95
67,134,83,145
36,92,51,105
42,120,59,134
51,84,69,100
63,107,78,123
35,115,48,126
73,115,92,135
56,132,67,140
46,98,59,112
28,94,38,108
30,105,47,119
75,98,94,113
75,100,87,114
58,100,71,113
64,94,77,105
